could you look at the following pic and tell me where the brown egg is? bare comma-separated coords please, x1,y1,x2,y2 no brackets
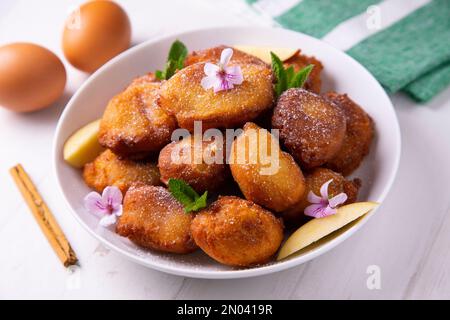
62,1,131,73
0,43,66,112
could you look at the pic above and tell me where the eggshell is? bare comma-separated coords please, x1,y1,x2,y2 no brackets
62,1,131,73
0,43,67,112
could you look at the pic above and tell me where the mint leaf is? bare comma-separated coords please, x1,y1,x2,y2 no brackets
164,59,179,80
271,52,287,98
185,191,208,213
155,70,164,80
285,65,295,85
168,40,188,62
290,64,314,89
156,40,188,80
168,178,208,213
271,52,315,97
168,178,197,207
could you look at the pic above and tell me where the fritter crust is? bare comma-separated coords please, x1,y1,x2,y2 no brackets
323,92,374,176
158,136,228,193
116,185,197,254
83,149,161,194
99,76,177,158
191,196,284,267
185,45,268,67
159,56,274,131
229,122,306,212
272,88,346,169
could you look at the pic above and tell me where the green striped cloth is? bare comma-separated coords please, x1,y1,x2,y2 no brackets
275,0,380,38
246,0,450,102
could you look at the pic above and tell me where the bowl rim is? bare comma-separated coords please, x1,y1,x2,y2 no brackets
53,26,401,279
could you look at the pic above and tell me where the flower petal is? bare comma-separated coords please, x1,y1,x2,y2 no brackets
84,192,108,216
113,205,123,217
224,65,244,85
307,191,323,204
99,214,117,227
321,205,337,217
320,179,333,199
220,48,233,67
204,62,219,76
304,203,326,218
102,186,122,210
214,78,234,93
201,75,220,90
329,192,348,208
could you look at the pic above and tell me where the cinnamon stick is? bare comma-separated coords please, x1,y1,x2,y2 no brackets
9,164,78,267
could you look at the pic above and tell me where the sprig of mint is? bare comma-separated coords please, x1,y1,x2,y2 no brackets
168,178,208,213
270,52,314,98
155,40,188,80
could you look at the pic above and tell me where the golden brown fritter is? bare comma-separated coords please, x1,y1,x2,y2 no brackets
281,168,360,228
229,122,306,212
116,185,197,254
323,92,374,176
185,45,268,67
158,136,228,193
284,51,323,94
272,88,346,169
191,196,284,267
129,72,158,86
159,57,274,131
83,149,161,194
98,77,177,158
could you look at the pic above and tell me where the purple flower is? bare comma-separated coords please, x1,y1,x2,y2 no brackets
304,179,348,218
84,186,123,227
200,48,244,93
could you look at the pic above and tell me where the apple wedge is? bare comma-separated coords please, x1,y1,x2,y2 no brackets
277,202,379,260
233,45,299,64
63,119,104,168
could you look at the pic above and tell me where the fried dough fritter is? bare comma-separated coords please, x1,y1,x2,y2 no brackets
98,76,177,158
191,196,284,267
185,45,268,67
116,185,197,254
159,58,274,132
129,72,158,86
158,136,228,193
230,122,306,212
83,149,161,194
284,51,324,94
272,88,346,169
282,168,360,228
323,92,374,176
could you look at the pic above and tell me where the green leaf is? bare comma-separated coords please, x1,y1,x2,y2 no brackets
155,40,188,80
168,178,208,213
155,70,164,80
271,50,315,97
168,178,197,206
168,40,188,62
185,191,208,213
285,65,295,85
270,52,287,98
289,64,314,89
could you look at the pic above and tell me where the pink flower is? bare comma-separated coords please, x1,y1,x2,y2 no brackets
84,186,123,227
201,48,244,93
304,179,348,218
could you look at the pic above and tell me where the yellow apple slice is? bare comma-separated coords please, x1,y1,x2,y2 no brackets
63,119,104,168
277,202,379,260
233,45,299,64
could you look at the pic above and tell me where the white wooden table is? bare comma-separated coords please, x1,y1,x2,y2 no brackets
1,0,449,300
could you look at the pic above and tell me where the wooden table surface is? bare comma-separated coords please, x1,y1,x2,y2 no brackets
1,0,449,299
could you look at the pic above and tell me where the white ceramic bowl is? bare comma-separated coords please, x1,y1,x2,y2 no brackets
53,27,401,279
